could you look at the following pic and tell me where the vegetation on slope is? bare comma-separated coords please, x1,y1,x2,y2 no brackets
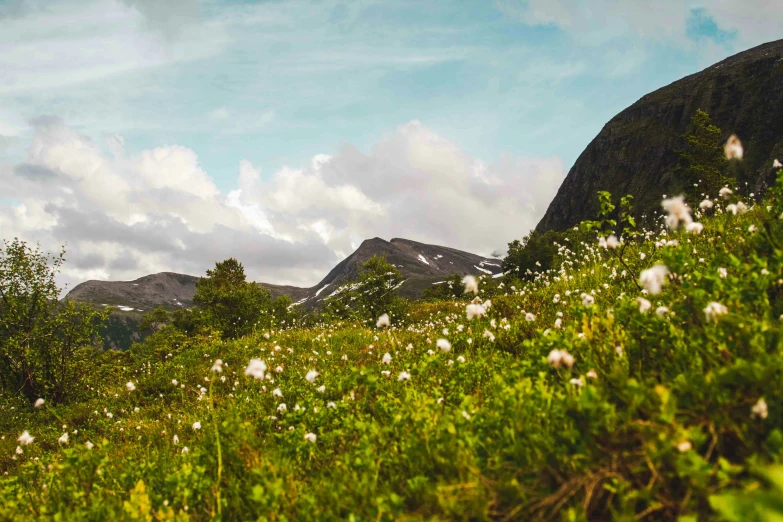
2,158,783,519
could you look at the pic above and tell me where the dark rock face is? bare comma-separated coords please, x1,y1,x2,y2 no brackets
536,39,783,233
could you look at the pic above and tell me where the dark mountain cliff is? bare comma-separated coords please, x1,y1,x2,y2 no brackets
536,39,783,233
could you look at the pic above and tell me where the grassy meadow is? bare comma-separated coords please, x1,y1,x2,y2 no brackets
3,173,783,520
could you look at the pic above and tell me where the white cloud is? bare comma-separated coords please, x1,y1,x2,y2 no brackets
496,0,783,50
1,118,564,289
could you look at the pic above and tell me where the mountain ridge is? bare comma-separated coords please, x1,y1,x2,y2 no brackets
536,39,783,233
64,237,503,314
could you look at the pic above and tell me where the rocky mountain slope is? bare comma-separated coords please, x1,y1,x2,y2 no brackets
536,39,783,233
65,238,502,313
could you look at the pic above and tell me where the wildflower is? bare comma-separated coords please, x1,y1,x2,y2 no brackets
211,359,223,373
173,435,179,444
181,447,189,454
382,353,392,365
569,378,584,387
639,265,669,295
192,421,201,430
126,381,136,392
457,355,466,363
547,349,574,369
34,398,45,408
686,222,704,235
586,369,598,379
704,302,728,322
774,159,782,168
752,398,768,420
724,134,743,160
172,379,178,385
598,236,607,249
749,224,756,232
462,411,471,420
466,303,486,320
554,318,563,329
677,441,692,453
327,402,336,408
637,297,652,313
275,366,283,373
726,202,748,215
525,312,536,322
18,431,34,446
463,275,479,295
436,339,451,352
58,433,69,444
85,441,94,450
398,371,411,381
272,388,283,398
699,199,714,210
304,433,317,443
615,346,623,356
406,343,413,351
718,267,727,279
581,293,595,306
655,306,670,317
662,196,692,229
245,359,267,380
376,314,390,328
483,330,495,342
277,403,287,412
16,446,23,455
719,187,733,199
381,370,391,377
606,235,620,249
316,385,326,393
640,252,646,260
305,370,319,383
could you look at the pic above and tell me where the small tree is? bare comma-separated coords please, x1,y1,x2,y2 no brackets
679,109,732,199
323,255,408,324
0,238,109,404
192,258,272,339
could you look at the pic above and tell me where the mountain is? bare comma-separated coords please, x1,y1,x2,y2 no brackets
536,39,783,233
285,237,503,307
65,272,198,313
65,237,502,322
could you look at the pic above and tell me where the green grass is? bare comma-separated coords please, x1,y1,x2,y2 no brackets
3,183,783,520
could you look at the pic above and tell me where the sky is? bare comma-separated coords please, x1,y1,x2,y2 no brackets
0,0,781,290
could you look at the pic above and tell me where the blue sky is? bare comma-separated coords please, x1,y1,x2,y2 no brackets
0,0,780,286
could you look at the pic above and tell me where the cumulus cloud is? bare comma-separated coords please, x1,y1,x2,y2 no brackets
0,118,564,289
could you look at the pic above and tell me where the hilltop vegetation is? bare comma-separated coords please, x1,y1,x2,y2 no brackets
2,154,783,519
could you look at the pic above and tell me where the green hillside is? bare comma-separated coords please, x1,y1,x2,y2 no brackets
3,169,783,520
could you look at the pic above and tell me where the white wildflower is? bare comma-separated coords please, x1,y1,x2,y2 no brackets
376,314,390,328
382,353,392,365
704,302,728,322
724,134,743,160
34,398,45,408
398,371,411,381
436,339,451,352
85,441,94,450
677,441,692,453
192,421,201,430
655,306,670,317
211,359,223,373
581,293,595,306
245,359,267,380
639,265,669,295
547,349,574,369
525,312,535,322
751,398,769,420
58,433,69,444
586,369,598,379
305,370,319,383
304,433,317,443
569,378,584,387
463,275,479,295
686,222,704,235
272,388,283,398
719,187,733,199
606,235,620,249
466,303,486,320
774,159,782,168
662,195,692,230
126,381,136,392
637,297,652,313
718,267,727,279
699,199,714,210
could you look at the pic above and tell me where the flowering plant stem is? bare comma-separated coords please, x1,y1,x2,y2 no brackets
209,379,223,518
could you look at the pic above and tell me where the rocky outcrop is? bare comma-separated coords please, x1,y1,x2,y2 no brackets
536,39,783,233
